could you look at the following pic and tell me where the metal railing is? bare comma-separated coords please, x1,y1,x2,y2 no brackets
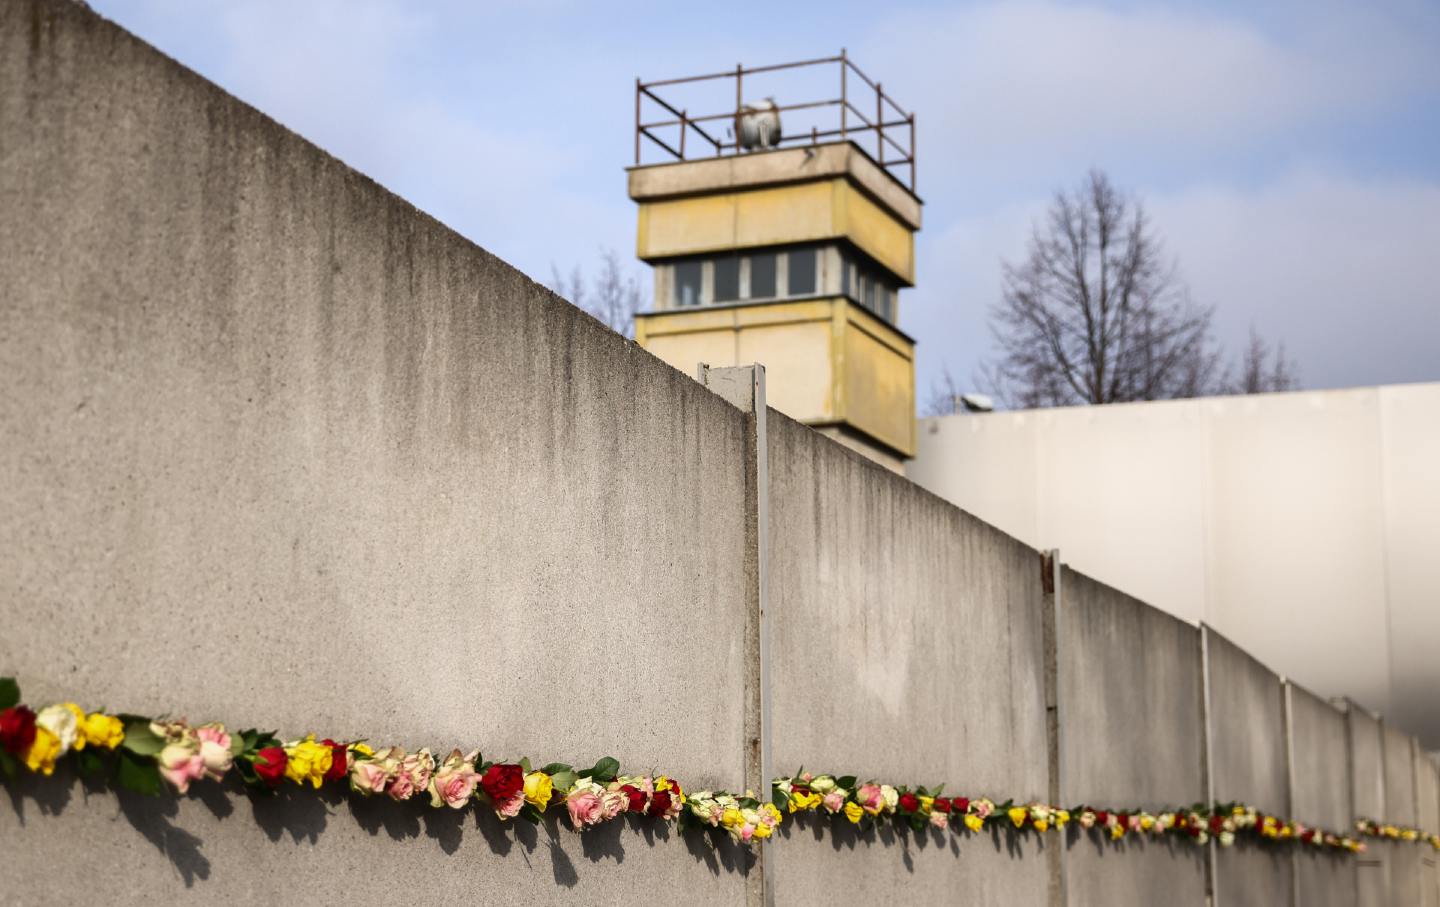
634,50,917,192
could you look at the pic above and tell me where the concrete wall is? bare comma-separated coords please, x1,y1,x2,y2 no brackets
1205,628,1292,906
0,0,754,901
909,385,1440,747
1421,754,1440,907
1057,568,1208,905
1348,703,1391,906
765,411,1050,905
1288,683,1356,906
1384,725,1423,905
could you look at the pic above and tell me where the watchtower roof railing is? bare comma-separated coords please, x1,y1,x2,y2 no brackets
634,50,917,192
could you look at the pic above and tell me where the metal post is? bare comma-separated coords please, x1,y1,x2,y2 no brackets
634,78,641,165
735,64,744,153
1200,626,1220,904
679,110,686,159
909,114,917,191
839,49,847,141
876,83,884,165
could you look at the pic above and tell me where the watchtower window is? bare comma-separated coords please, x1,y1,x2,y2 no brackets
714,255,740,302
750,252,777,299
674,261,702,307
788,249,817,296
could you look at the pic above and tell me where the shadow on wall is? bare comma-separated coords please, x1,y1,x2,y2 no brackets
2,766,756,888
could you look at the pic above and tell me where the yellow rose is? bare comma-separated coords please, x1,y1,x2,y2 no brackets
963,813,984,833
1008,806,1027,828
1140,814,1156,832
352,742,374,758
722,807,745,829
753,821,773,840
1110,823,1125,840
918,796,934,814
844,802,864,824
1055,809,1071,828
79,712,125,750
1034,819,1050,832
523,771,553,808
25,727,62,775
284,735,333,788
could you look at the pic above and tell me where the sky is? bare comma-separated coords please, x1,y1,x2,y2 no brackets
90,0,1440,400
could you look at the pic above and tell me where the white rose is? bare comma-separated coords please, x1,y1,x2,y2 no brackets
36,705,78,754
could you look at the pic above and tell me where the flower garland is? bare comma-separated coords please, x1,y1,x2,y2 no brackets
1,678,1435,855
1354,818,1440,849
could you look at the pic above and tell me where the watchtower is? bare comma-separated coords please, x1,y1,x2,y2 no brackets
628,53,921,470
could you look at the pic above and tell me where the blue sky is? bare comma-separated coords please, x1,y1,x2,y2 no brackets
91,0,1440,399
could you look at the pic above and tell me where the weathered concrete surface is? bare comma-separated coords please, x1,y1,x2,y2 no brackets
1205,627,1292,906
1348,703,1390,907
765,411,1051,905
1288,683,1356,907
1058,568,1207,905
0,0,751,901
1385,726,1423,905
1422,754,1440,907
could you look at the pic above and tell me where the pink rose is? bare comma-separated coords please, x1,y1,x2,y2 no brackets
567,790,605,830
972,800,994,819
601,789,629,821
429,755,481,810
350,760,390,795
857,784,883,812
158,743,206,794
495,793,525,818
740,824,755,842
823,791,845,813
930,811,949,830
195,725,233,781
401,749,434,792
388,771,416,801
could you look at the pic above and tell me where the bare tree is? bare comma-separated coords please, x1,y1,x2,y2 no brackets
1225,327,1299,395
550,248,646,338
987,170,1220,408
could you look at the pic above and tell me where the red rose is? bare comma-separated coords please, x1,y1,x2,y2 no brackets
255,746,287,786
648,790,673,817
933,797,952,814
668,779,683,799
899,793,921,813
1095,810,1109,825
0,706,37,756
955,797,970,813
480,763,524,802
322,739,348,782
1209,815,1224,834
620,784,648,813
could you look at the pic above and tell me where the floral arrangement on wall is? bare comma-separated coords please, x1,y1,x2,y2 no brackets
3,678,1434,855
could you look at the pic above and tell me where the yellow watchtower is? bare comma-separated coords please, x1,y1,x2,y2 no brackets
629,53,921,470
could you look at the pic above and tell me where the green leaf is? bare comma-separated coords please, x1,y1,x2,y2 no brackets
116,750,163,796
550,770,578,794
120,720,165,757
520,756,532,775
772,788,788,811
76,749,105,779
590,756,619,784
0,749,16,781
0,677,19,711
539,762,572,775
519,803,543,824
836,776,857,791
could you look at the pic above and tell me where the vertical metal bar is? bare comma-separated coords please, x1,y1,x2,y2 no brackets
1284,681,1300,907
679,110,687,159
1200,626,1219,905
1043,550,1067,907
634,78,641,165
876,82,884,165
839,49,847,141
909,114,917,191
735,64,743,153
